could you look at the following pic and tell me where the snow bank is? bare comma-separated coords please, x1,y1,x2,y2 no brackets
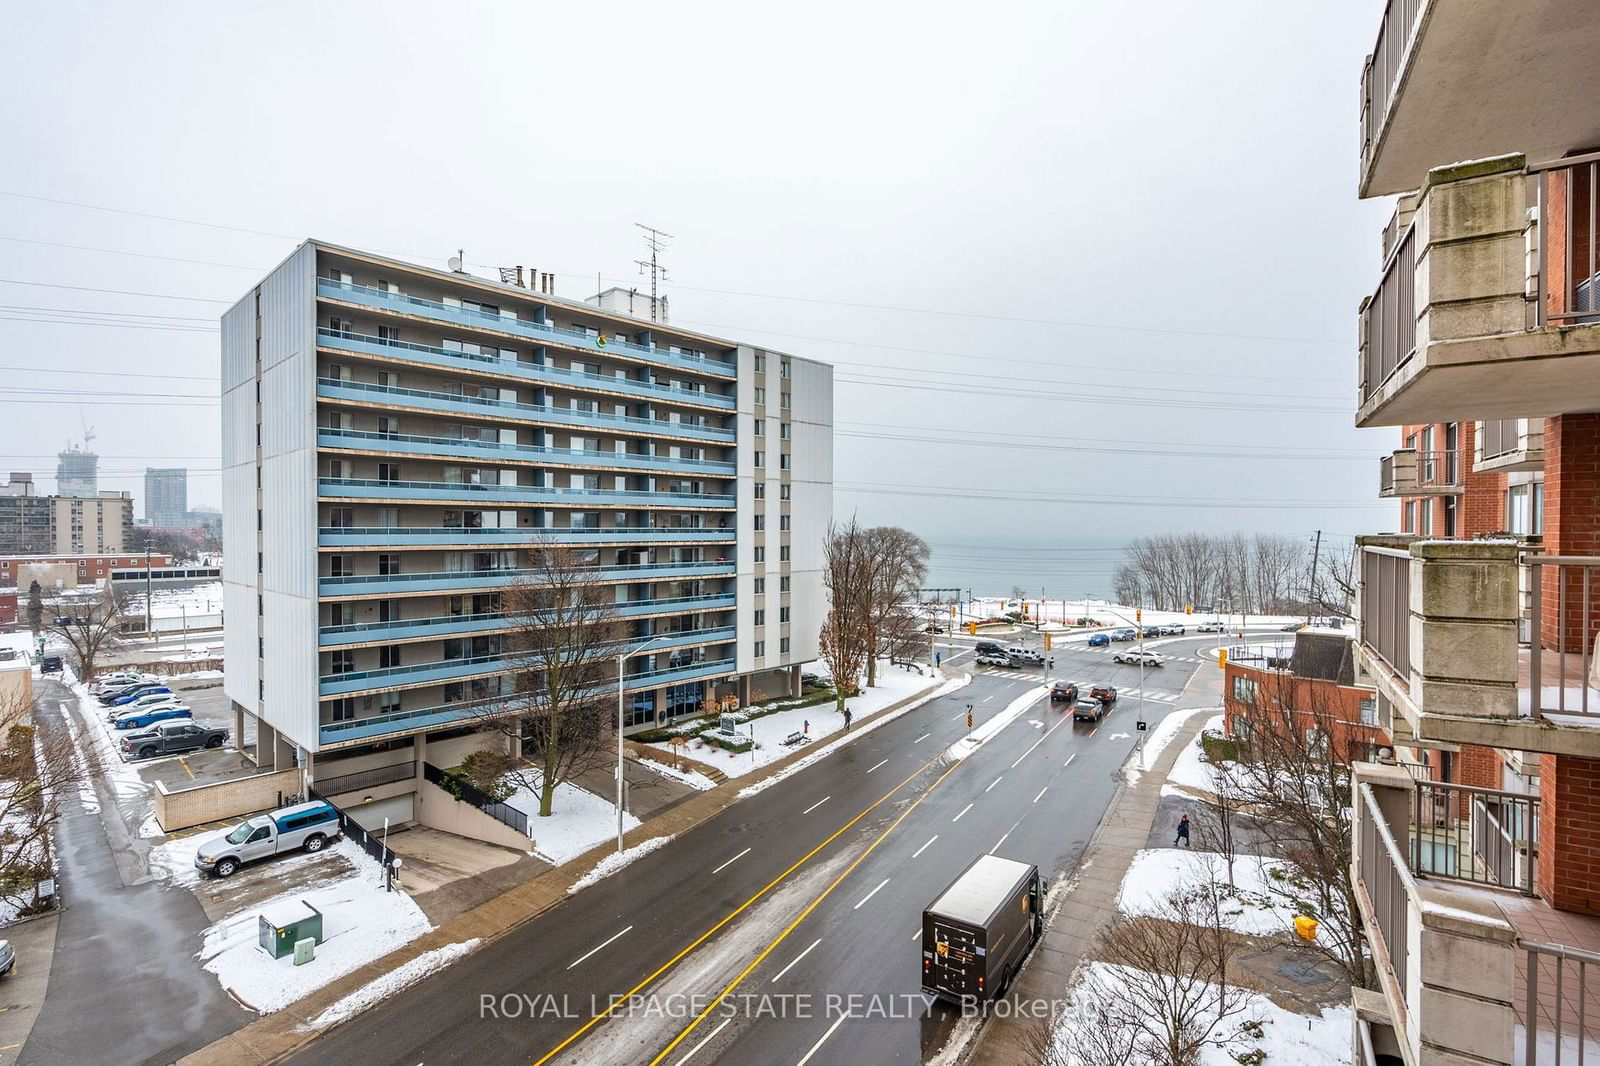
301,938,480,1031
567,835,675,895
738,673,972,799
1161,713,1226,798
197,839,432,1013
634,758,716,791
1126,707,1216,784
503,781,640,866
947,685,1047,761
1117,849,1310,937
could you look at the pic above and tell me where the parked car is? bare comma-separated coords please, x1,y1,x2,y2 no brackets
97,682,167,705
1113,650,1165,667
1196,621,1225,633
1090,684,1118,704
119,720,227,759
39,656,62,675
193,801,343,878
106,698,186,723
106,685,173,707
1006,647,1044,666
1072,698,1107,722
1280,621,1306,632
1109,628,1136,642
976,652,1012,668
1086,633,1110,647
1137,626,1164,639
0,939,13,977
111,705,193,730
90,671,153,692
1049,680,1080,704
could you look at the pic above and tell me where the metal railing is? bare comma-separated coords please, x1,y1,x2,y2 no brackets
317,526,734,542
318,476,736,505
319,427,735,474
1525,556,1600,718
1380,453,1397,494
1532,153,1600,328
422,762,529,836
1363,226,1417,402
320,559,734,589
1414,449,1459,488
1411,780,1538,893
1360,0,1423,168
1359,782,1416,1003
1520,939,1600,1065
307,787,396,867
313,761,414,796
1361,546,1412,680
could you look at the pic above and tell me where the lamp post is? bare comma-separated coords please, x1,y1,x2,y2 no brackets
616,634,674,854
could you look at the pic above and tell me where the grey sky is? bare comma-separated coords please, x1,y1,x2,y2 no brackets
0,1,1393,594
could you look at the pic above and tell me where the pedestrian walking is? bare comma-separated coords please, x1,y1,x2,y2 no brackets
1174,813,1191,848
803,719,810,736
843,708,853,732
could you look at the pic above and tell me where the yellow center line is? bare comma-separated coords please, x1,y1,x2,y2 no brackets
645,757,968,1066
527,752,949,1066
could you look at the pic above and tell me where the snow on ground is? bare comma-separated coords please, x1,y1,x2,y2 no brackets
655,661,942,781
196,839,432,1014
946,684,1047,761
1052,961,1350,1066
59,673,152,809
301,937,480,1031
1116,848,1324,938
503,781,639,866
739,673,971,798
954,595,1302,630
1162,713,1226,798
149,826,365,890
634,757,716,791
1125,707,1216,784
568,835,674,895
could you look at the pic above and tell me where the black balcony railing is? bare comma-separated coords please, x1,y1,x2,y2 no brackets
423,762,529,836
1414,449,1458,489
1411,780,1538,894
313,761,415,797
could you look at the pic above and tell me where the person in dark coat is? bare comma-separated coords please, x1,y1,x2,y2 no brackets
1175,813,1191,848
843,708,853,732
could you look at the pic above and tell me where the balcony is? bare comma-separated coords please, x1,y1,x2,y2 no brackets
1374,447,1462,498
319,610,508,648
1353,763,1600,1065
316,378,735,444
318,328,736,411
317,526,736,548
1359,0,1600,198
316,277,737,379
318,428,735,477
316,656,737,747
1476,419,1546,474
318,477,735,510
1358,156,1600,428
319,560,736,598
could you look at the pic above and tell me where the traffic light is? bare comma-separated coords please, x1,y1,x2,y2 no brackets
1135,608,1142,622
1185,603,1193,615
1043,634,1053,652
1218,648,1228,669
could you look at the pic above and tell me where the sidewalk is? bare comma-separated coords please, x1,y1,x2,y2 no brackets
174,669,961,1066
965,666,1223,1066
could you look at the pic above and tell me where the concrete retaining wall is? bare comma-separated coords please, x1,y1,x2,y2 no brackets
154,767,304,831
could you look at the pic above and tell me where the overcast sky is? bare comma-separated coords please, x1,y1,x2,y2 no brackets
0,1,1394,595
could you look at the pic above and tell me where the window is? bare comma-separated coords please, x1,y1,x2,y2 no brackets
1231,675,1256,704
780,606,790,623
1403,500,1415,532
329,554,353,578
779,515,790,531
754,451,765,468
754,515,765,531
377,324,400,343
754,354,765,372
780,637,790,653
754,546,766,563
754,640,765,657
380,645,402,668
329,507,353,528
754,609,765,626
329,650,354,675
780,576,790,592
1305,728,1329,759
780,360,791,379
754,387,766,405
780,423,791,440
754,577,765,594
754,483,765,501
378,463,401,484
1507,483,1544,535
779,453,791,471
378,553,401,576
1416,500,1431,536
780,484,791,501
1442,495,1458,538
329,698,355,723
781,391,791,409
779,545,790,562
754,419,765,436
1359,698,1378,726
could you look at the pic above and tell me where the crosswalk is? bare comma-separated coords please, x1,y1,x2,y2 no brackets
1080,649,1206,665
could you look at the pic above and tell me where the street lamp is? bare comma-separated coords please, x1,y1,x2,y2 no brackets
616,634,675,854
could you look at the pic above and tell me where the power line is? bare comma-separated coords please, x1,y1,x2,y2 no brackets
0,278,230,304
0,235,264,271
837,481,1389,510
834,374,1348,414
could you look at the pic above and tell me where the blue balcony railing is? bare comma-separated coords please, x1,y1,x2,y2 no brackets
317,525,735,547
318,328,737,411
320,561,735,597
316,377,734,443
317,277,737,379
319,611,508,647
317,428,735,476
318,477,735,509
321,652,507,696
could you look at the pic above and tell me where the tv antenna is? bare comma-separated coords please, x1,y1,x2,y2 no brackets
633,223,672,322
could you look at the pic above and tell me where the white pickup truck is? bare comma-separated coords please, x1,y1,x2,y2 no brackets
193,800,342,877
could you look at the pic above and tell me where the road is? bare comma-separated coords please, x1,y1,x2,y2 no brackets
288,632,1228,1066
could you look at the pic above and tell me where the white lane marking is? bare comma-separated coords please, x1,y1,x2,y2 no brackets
914,733,930,743
796,1011,851,1066
1088,726,1098,738
854,877,891,909
952,803,974,823
712,847,751,875
983,695,994,703
984,776,1002,794
802,796,831,815
770,937,822,983
1033,786,1048,804
995,831,1011,849
866,758,888,774
1064,752,1077,767
911,927,921,940
567,925,633,969
912,835,938,858
674,1017,732,1066
952,710,967,721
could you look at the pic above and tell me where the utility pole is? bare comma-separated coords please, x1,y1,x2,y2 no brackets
1307,529,1323,624
634,223,672,323
144,547,153,642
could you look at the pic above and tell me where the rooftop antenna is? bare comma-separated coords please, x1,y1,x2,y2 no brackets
633,223,672,323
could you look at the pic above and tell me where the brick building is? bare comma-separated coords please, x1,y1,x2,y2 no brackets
1222,630,1383,765
1349,4,1600,1062
0,552,173,590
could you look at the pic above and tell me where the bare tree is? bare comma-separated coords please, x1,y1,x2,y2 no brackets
1192,768,1243,889
475,542,623,818
1027,990,1142,1066
860,526,929,687
43,590,128,680
0,691,102,916
821,520,872,711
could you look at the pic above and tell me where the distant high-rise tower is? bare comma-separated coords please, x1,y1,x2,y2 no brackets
55,444,98,497
144,468,188,526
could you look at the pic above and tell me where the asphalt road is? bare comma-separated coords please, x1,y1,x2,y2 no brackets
289,633,1224,1066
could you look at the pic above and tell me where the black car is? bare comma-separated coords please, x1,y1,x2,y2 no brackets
1072,699,1106,723
975,641,1004,655
39,656,62,674
1280,622,1305,632
1049,680,1080,704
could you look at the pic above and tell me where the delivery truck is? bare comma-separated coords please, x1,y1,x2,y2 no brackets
921,854,1043,1004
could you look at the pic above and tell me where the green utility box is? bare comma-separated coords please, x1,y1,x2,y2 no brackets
258,899,323,960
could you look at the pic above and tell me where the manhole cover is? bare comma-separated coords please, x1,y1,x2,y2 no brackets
1274,959,1333,988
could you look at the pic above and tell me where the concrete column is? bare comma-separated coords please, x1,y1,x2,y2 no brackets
233,701,249,765
789,664,801,697
414,732,428,779
271,731,294,772
738,675,750,707
1406,538,1520,721
258,721,278,771
507,721,523,761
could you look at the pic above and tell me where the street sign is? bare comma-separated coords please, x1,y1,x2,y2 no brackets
1136,721,1147,732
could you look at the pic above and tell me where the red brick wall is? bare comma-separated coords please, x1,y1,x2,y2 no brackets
1459,420,1507,537
1539,753,1600,915
1223,661,1382,760
1540,414,1600,651
0,592,15,626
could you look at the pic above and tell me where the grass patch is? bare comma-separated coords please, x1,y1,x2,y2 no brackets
1201,730,1241,763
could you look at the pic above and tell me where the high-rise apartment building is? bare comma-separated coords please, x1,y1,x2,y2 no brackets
1348,5,1600,1063
221,240,832,829
144,467,188,527
55,444,98,497
0,474,130,556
